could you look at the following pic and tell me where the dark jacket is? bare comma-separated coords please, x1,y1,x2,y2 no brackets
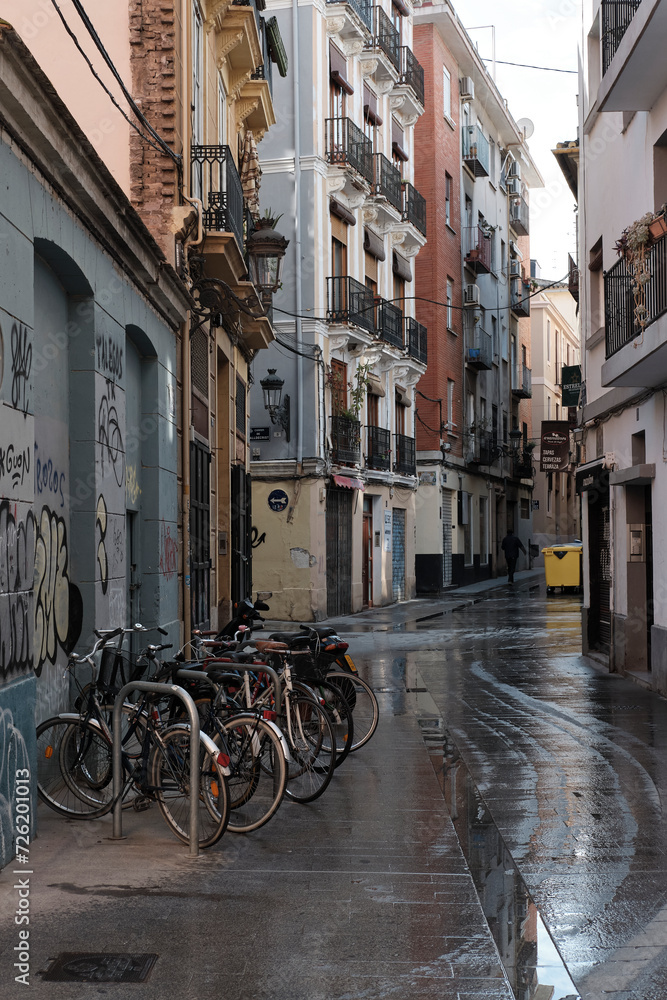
501,533,526,560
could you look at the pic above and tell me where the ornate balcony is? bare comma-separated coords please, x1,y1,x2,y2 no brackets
511,363,532,398
463,225,493,274
366,425,391,471
394,433,416,476
362,6,400,83
602,0,642,74
326,0,373,37
392,46,425,118
325,117,374,186
190,145,244,252
372,153,402,212
462,124,490,178
377,298,403,348
327,275,375,333
405,317,427,364
331,415,362,465
402,181,426,236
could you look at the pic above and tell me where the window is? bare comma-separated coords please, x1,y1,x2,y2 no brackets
443,66,451,120
367,391,379,427
489,138,496,184
520,497,530,519
547,320,551,362
235,375,246,436
479,496,488,563
547,395,551,419
447,379,455,428
446,278,454,329
363,83,380,142
556,402,560,421
445,173,452,226
463,493,472,565
500,239,506,275
192,4,203,146
465,194,473,229
501,324,508,361
331,358,348,415
218,78,226,145
395,393,406,435
491,315,497,360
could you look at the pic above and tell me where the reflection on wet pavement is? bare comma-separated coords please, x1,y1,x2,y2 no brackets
349,580,667,1000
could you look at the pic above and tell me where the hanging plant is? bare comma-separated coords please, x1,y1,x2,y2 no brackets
614,208,667,331
349,362,372,419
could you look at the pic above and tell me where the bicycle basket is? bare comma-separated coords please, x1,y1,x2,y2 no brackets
289,649,321,681
99,648,148,692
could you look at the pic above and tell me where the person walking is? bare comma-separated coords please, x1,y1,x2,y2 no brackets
501,528,526,584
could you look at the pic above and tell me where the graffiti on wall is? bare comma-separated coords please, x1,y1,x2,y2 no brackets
0,707,30,865
11,322,32,414
96,494,108,595
0,501,34,678
34,506,82,676
1,407,34,497
96,334,123,381
34,443,66,509
98,380,124,488
159,520,177,581
126,464,141,506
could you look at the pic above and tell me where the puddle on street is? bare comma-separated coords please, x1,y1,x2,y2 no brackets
418,717,581,1000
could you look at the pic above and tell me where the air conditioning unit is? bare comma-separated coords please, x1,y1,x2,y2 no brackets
510,259,521,277
464,283,480,306
459,76,475,101
509,240,522,259
508,160,521,180
508,178,522,196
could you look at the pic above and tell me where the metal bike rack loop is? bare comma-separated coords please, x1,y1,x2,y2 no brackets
191,660,283,712
112,682,201,858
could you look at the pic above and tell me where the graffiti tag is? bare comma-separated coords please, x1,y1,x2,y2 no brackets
10,323,31,414
0,501,34,678
0,444,31,490
96,494,108,595
34,506,82,675
96,334,123,380
34,444,66,508
159,520,177,581
98,383,124,487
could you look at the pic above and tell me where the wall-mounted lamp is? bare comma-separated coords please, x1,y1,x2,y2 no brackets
508,426,523,453
260,369,290,441
246,224,289,308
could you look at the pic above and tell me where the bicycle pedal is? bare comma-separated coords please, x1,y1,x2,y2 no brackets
132,796,153,812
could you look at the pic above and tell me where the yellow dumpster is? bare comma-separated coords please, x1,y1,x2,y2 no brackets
542,543,583,593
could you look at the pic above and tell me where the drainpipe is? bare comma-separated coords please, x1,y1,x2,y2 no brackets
292,0,303,471
181,0,192,648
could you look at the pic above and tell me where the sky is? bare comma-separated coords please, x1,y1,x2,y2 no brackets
452,0,581,280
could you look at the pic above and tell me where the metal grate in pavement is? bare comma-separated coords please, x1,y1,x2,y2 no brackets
41,953,157,983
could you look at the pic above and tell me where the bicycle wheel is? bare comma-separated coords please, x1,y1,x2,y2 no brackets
283,694,336,803
36,718,114,818
149,725,229,848
218,714,288,833
310,679,354,769
325,670,379,751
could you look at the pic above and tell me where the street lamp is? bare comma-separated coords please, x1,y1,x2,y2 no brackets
246,225,289,308
508,426,523,453
260,369,290,442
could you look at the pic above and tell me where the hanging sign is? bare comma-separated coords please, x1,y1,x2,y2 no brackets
561,365,582,407
540,421,570,472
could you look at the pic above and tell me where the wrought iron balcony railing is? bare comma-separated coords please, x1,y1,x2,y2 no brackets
462,124,490,177
510,194,530,236
511,278,531,317
605,232,667,357
463,225,493,273
513,451,534,480
331,415,361,464
602,0,642,74
366,425,391,471
399,46,425,107
394,433,416,475
325,117,374,185
366,6,400,71
464,321,493,370
190,145,244,251
405,317,427,364
327,275,376,333
402,182,426,236
377,298,403,348
511,363,532,398
373,153,402,211
326,0,373,32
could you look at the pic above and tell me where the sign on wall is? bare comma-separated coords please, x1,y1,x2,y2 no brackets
267,489,289,512
540,421,570,472
561,365,582,407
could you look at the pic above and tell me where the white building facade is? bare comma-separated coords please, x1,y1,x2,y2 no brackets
579,0,667,685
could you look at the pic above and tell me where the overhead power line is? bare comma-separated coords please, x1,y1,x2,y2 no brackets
481,56,577,75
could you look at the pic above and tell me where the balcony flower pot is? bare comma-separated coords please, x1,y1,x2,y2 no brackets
649,214,667,241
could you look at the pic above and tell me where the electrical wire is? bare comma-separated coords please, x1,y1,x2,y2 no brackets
48,0,180,164
480,56,577,75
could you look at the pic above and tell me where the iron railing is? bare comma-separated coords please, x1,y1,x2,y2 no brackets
605,233,667,356
366,6,400,70
464,319,493,370
513,452,534,480
510,194,530,236
326,0,373,31
190,145,244,251
366,425,391,470
602,0,642,74
373,153,402,211
405,317,427,363
511,363,532,398
399,46,425,107
327,275,376,333
251,17,274,98
325,117,374,184
462,124,490,177
377,299,403,347
394,433,416,475
402,181,426,235
331,415,361,464
511,278,531,317
463,225,493,273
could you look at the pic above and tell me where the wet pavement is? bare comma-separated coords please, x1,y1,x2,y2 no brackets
4,573,667,999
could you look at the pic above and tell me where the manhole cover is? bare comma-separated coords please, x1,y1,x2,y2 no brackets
42,953,157,983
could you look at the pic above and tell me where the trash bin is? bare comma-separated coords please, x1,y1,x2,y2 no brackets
542,542,583,593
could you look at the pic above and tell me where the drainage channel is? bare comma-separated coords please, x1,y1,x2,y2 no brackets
413,703,580,1000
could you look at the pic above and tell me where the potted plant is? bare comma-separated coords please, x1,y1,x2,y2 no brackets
649,206,667,240
255,208,284,230
614,212,659,331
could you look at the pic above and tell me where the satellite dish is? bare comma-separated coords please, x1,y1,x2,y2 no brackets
517,118,535,140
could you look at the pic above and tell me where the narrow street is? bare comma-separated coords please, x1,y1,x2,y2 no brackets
4,575,667,1000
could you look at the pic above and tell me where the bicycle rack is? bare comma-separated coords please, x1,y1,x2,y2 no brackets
183,660,283,713
111,681,201,858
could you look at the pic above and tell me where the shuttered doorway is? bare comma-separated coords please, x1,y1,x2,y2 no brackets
588,488,611,651
392,508,406,602
442,490,453,587
326,488,353,617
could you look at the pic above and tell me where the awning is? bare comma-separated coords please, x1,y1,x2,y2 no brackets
393,251,412,282
364,227,385,261
332,475,365,491
395,385,412,407
330,198,356,226
575,460,606,494
367,372,385,397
